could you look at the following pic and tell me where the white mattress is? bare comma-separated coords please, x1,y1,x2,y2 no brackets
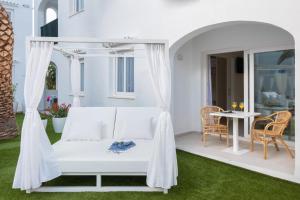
53,139,154,173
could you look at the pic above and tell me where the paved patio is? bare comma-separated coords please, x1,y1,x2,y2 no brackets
175,132,298,183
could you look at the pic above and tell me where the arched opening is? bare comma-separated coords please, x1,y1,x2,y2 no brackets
40,62,58,110
45,8,57,24
172,21,296,176
46,61,57,90
37,0,58,37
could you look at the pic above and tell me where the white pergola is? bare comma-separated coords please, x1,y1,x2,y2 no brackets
13,37,178,193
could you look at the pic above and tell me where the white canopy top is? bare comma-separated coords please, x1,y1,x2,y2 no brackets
27,37,168,58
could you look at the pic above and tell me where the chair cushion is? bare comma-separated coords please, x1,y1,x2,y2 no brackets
114,107,161,140
62,107,116,141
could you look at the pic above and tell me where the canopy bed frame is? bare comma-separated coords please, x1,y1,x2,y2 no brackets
13,37,178,194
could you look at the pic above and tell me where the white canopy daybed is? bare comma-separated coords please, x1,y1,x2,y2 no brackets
12,37,178,193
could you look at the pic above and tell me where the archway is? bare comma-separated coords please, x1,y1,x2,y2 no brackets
171,21,295,134
172,21,296,178
37,0,58,36
170,21,295,58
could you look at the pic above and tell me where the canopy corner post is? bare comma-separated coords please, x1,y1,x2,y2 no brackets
70,56,82,107
72,95,81,107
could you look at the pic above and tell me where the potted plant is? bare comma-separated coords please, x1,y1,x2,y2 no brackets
40,112,50,129
50,103,70,133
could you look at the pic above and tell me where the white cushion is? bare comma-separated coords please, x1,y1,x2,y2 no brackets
65,120,102,141
62,107,116,141
114,107,161,140
53,139,154,173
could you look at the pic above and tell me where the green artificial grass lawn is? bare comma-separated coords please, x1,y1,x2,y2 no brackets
0,114,300,200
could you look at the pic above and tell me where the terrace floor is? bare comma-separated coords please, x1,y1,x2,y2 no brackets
175,132,298,183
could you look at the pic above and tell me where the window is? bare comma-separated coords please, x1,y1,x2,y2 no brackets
80,60,85,92
114,57,135,97
68,59,85,95
70,0,84,15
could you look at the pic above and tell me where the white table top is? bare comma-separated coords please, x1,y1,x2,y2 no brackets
210,111,261,119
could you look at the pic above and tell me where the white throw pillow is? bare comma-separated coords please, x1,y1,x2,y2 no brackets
113,108,161,140
114,119,153,140
65,120,103,141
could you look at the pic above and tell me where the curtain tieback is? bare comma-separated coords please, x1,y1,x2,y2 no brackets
73,93,80,97
159,105,169,112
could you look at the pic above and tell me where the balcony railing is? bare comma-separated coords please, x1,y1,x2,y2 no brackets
40,19,58,37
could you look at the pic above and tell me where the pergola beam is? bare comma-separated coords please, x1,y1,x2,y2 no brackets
27,37,168,45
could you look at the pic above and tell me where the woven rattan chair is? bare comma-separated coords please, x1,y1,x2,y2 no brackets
250,111,294,160
201,106,229,146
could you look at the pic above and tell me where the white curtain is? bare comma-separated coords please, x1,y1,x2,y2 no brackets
70,56,81,107
207,56,213,105
146,44,178,189
13,42,61,191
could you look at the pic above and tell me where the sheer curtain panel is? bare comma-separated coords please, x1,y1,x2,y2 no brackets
146,44,178,189
13,41,61,191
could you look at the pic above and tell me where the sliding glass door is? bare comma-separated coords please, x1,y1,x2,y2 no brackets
253,49,295,141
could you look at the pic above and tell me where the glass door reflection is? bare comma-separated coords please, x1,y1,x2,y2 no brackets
254,49,295,141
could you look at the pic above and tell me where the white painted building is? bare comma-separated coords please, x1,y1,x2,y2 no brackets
34,0,300,183
1,0,32,112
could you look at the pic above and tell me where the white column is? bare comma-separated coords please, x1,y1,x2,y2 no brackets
243,51,250,138
232,118,239,152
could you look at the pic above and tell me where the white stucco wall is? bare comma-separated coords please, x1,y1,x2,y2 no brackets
56,0,299,47
1,0,32,112
56,47,157,108
37,0,300,177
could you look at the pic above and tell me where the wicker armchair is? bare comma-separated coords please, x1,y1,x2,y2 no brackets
201,106,229,146
250,111,293,160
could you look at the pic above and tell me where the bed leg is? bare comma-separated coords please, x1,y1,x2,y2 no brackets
96,174,102,189
163,189,168,194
